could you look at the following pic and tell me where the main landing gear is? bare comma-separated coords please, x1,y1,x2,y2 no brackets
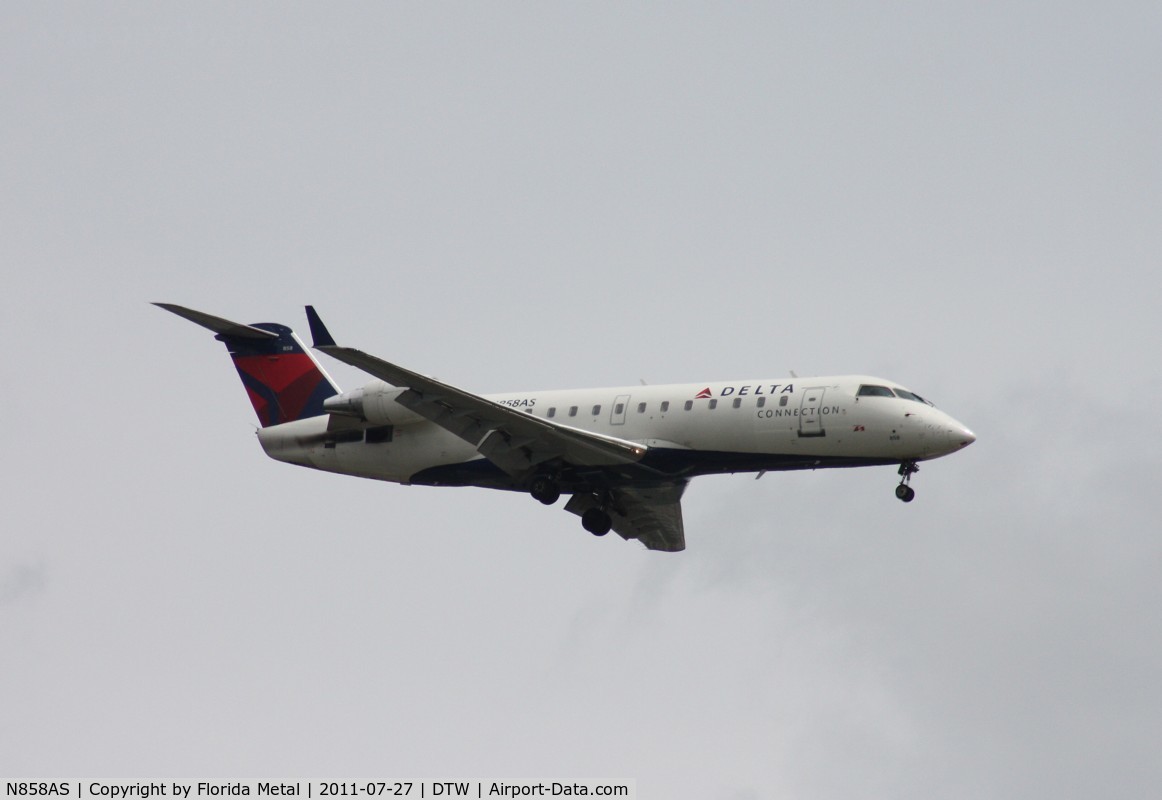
535,481,614,538
895,461,918,503
530,477,561,505
581,507,612,536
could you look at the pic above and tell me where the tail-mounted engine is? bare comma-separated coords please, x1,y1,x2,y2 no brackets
322,379,423,426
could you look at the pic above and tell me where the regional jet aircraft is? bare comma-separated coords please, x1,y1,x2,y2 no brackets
157,304,975,552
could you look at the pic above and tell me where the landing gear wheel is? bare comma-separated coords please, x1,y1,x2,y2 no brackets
582,508,612,536
530,478,561,505
895,461,919,503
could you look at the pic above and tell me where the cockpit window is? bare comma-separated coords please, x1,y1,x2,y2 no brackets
857,385,895,398
893,388,935,406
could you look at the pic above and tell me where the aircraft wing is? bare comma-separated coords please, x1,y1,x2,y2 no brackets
305,307,653,478
566,482,688,552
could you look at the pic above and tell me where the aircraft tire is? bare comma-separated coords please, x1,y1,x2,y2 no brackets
582,508,612,536
896,486,916,503
530,478,561,505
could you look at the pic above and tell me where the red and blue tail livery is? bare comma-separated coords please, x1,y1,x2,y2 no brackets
155,303,338,427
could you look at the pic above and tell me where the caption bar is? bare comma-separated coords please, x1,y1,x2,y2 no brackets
5,783,635,800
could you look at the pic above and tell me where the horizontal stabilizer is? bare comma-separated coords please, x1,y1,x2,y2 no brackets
153,303,278,340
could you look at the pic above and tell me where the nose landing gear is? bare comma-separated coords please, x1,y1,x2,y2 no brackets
895,461,918,503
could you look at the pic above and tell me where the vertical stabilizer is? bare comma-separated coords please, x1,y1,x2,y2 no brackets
155,303,340,427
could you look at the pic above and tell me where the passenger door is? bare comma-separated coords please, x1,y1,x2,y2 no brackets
798,387,826,437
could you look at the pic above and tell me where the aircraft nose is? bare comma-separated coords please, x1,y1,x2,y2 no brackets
948,424,976,450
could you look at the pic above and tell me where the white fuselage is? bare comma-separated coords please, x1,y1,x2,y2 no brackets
257,374,976,490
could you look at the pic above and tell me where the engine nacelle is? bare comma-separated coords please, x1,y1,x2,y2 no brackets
322,379,424,426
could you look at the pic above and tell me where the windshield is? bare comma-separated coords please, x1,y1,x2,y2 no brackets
857,384,895,398
857,384,936,406
893,388,934,406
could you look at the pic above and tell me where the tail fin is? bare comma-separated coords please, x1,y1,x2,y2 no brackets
155,303,340,427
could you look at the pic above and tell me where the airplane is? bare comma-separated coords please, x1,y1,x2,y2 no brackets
156,303,976,552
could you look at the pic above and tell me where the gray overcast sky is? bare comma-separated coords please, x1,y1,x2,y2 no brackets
3,3,1160,797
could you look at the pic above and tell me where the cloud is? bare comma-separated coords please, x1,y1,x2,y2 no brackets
0,563,46,607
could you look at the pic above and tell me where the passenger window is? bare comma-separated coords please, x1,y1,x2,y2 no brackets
684,400,693,411
591,405,601,415
732,398,742,409
779,395,788,407
637,402,646,413
569,406,578,417
708,399,718,409
857,385,895,398
661,401,670,412
614,403,624,415
756,396,766,408
548,407,556,418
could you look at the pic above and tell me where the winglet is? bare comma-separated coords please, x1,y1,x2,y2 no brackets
305,305,336,348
